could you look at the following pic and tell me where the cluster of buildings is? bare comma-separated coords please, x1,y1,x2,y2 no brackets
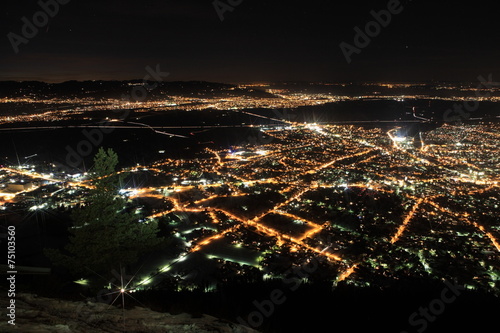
1,119,499,293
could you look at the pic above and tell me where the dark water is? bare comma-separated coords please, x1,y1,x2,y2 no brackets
0,126,274,172
2,100,499,333
1,99,497,171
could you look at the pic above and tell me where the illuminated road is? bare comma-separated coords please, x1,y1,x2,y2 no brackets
2,121,499,289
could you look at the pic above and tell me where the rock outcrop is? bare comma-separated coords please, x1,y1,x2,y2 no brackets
1,293,258,333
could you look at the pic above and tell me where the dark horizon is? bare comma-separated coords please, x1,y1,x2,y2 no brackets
0,78,492,85
2,0,499,83
2,2,500,332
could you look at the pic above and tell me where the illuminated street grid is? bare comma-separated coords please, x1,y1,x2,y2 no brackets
1,122,499,291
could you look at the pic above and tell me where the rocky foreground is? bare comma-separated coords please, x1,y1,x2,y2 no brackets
1,293,259,333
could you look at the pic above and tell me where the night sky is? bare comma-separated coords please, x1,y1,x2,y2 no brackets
1,0,499,83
